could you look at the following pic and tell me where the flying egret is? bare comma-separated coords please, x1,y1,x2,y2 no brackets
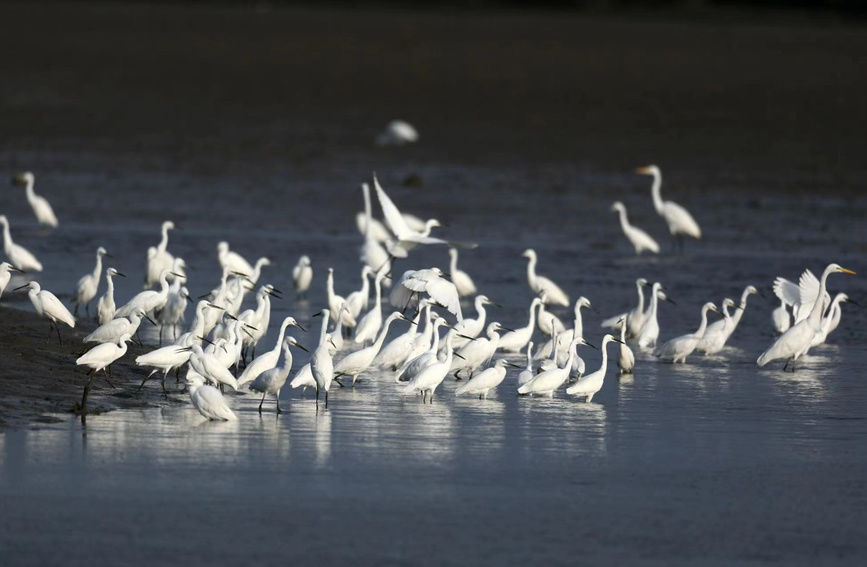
18,281,74,342
518,337,591,397
85,311,152,344
375,120,419,146
403,330,458,403
373,174,451,256
522,249,569,306
250,336,305,413
13,172,58,228
0,215,43,272
758,264,855,370
73,247,108,316
695,298,737,355
145,221,177,288
654,302,720,363
772,298,791,334
637,165,701,251
187,374,237,421
354,269,387,344
76,333,132,419
237,316,305,388
456,359,509,399
636,283,672,349
359,182,392,276
499,297,542,353
217,241,255,277
611,201,660,255
616,318,634,375
567,334,621,401
335,312,403,385
601,278,650,338
448,247,477,297
517,341,536,387
292,255,313,298
451,322,505,380
311,309,336,408
0,261,22,299
390,267,462,321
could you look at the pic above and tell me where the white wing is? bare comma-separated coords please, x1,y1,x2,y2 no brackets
798,269,821,310
773,277,801,306
195,386,237,420
373,175,413,240
425,277,462,321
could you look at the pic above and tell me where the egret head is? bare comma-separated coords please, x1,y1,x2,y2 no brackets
828,263,856,276
636,165,660,176
256,257,271,268
0,215,7,226
12,172,34,185
745,285,759,296
162,220,175,231
576,296,592,311
97,246,107,256
637,278,649,287
449,247,458,260
704,302,719,314
299,255,311,266
361,265,373,277
217,241,229,253
722,298,736,309
522,249,536,260
426,219,441,230
611,201,625,212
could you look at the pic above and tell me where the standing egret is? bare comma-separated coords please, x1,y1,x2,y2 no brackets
374,304,424,370
0,262,22,299
327,305,353,353
518,337,591,397
403,331,458,403
611,202,660,255
293,255,313,298
187,375,237,421
85,311,152,344
13,172,58,228
237,316,306,388
456,359,509,399
238,285,279,359
156,261,189,343
728,285,760,338
446,294,494,351
354,269,386,343
326,268,355,327
522,249,569,306
73,247,108,316
758,264,855,370
448,247,477,297
250,336,305,413
217,241,255,277
616,318,634,375
396,316,449,383
390,268,462,321
772,298,791,334
517,342,536,387
145,221,176,288
311,309,335,408
636,283,671,349
186,344,239,391
601,278,650,338
654,302,720,363
135,343,193,394
18,281,75,342
345,266,372,320
335,312,403,385
97,268,124,325
451,322,505,380
810,293,852,348
637,165,701,251
116,269,182,319
499,297,542,353
695,298,737,355
289,363,315,393
0,215,43,272
536,293,566,338
567,334,621,402
76,333,132,420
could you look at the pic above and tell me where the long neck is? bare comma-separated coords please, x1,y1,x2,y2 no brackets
648,291,660,318
476,302,487,325
526,256,536,286
25,178,36,202
617,208,630,232
620,322,627,343
527,301,538,328
2,222,12,246
106,273,115,297
363,184,373,237
276,320,290,349
318,316,329,345
572,306,584,339
636,283,645,313
372,318,395,352
695,307,710,336
360,272,370,295
449,252,458,274
525,343,533,369
373,278,382,308
159,227,169,251
430,323,443,352
732,294,749,327
327,273,335,299
332,312,344,334
92,254,103,280
808,269,833,328
650,171,664,214
598,340,610,374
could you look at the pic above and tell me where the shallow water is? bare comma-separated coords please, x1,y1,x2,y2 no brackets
3,4,867,564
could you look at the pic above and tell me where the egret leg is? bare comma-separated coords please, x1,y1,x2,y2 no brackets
160,375,168,398
79,371,97,424
74,303,80,317
325,391,329,408
276,391,283,414
85,303,90,317
54,322,63,346
258,392,266,414
315,388,320,409
101,368,116,388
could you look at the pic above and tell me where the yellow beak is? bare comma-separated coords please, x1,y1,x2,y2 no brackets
839,267,856,275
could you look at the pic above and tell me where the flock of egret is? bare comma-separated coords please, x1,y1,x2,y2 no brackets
0,167,856,424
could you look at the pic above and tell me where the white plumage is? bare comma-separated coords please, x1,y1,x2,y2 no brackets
390,267,462,321
638,165,702,241
15,172,58,228
455,359,508,399
611,201,659,254
522,249,569,306
0,215,43,272
654,302,719,363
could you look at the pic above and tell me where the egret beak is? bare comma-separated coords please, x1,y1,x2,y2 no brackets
839,267,856,275
398,314,418,325
144,314,157,326
115,271,127,278
499,326,516,333
8,266,23,273
504,362,524,369
664,297,677,306
453,353,466,360
243,323,258,331
294,343,310,353
583,340,597,350
613,338,625,345
206,303,224,310
243,328,255,339
293,321,307,332
104,253,114,258
170,272,185,279
177,346,193,353
457,333,476,341
12,284,29,291
197,336,215,345
225,313,238,321
329,337,338,349
848,298,860,307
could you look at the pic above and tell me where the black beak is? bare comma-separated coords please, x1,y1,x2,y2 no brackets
848,298,860,307
313,311,324,318
664,297,677,306
500,326,516,333
398,314,418,325
293,321,307,332
198,336,215,345
13,284,29,291
198,293,212,300
584,341,597,350
206,303,224,310
505,362,523,369
9,266,23,273
454,352,466,360
294,343,310,353
457,333,476,341
144,314,157,326
116,271,127,278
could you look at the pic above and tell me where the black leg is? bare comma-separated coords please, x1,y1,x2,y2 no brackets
55,322,63,346
80,371,96,424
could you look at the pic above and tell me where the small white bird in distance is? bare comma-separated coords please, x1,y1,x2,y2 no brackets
611,201,659,255
293,255,313,297
12,172,58,228
375,120,419,146
0,215,43,272
636,165,701,252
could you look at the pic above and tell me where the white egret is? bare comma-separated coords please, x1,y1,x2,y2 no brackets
518,337,589,397
456,359,509,399
374,303,424,370
517,342,536,387
73,247,108,316
567,334,621,401
359,182,392,276
97,267,124,324
293,255,313,297
238,284,279,358
810,293,852,348
390,267,462,321
611,201,660,255
637,165,701,250
616,318,634,375
536,294,566,338
18,281,75,342
289,363,315,392
536,296,590,362
13,172,58,228
250,336,305,413
772,298,791,334
327,305,352,352
0,215,43,272
695,298,737,355
728,285,760,337
773,269,828,325
448,247,477,297
186,343,239,391
135,342,193,394
326,268,355,327
373,174,448,256
0,261,22,299
758,264,855,370
601,278,650,338
450,322,504,380
498,297,542,353
355,211,392,243
354,269,387,343
445,294,494,351
654,302,719,363
76,333,132,418
345,266,372,320
217,241,255,277
145,221,177,288
187,375,237,421
311,309,335,407
85,311,153,344
375,120,419,146
522,249,569,306
335,312,403,385
395,316,449,383
116,269,180,319
403,331,458,403
237,316,305,388
156,262,189,343
636,283,671,349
